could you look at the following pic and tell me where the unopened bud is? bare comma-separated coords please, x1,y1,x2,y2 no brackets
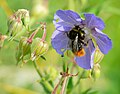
16,37,31,63
31,38,49,61
7,9,30,40
94,46,104,64
92,64,101,80
0,33,7,48
15,9,30,29
7,17,23,38
20,37,31,56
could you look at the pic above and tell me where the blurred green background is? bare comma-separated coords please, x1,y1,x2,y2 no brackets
0,0,120,94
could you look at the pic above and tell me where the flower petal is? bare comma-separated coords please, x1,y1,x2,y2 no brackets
53,10,81,31
51,30,70,55
83,13,105,30
54,20,74,32
65,10,82,22
75,39,95,70
92,28,112,54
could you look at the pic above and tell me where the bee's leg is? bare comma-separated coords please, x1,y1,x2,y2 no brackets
86,39,92,46
87,39,92,43
81,39,92,46
79,40,87,46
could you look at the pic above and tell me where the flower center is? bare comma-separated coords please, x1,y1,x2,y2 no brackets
67,26,87,56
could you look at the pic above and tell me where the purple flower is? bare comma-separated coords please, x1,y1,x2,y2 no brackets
51,10,112,70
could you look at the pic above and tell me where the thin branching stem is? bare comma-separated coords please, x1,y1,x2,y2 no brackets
13,39,19,43
41,23,46,41
33,61,42,77
75,70,85,87
52,77,63,94
60,77,68,94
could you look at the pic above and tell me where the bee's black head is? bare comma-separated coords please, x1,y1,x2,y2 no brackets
67,25,85,40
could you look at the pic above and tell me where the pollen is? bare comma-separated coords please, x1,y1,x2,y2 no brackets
74,48,85,57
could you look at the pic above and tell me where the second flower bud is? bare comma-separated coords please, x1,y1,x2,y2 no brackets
31,38,49,61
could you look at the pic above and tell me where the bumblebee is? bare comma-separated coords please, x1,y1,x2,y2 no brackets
67,26,87,57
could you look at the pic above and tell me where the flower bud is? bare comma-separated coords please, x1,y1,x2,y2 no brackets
7,9,30,40
92,64,101,80
7,16,23,39
15,9,30,29
16,37,31,63
31,38,49,61
94,46,104,64
0,33,7,48
20,37,31,56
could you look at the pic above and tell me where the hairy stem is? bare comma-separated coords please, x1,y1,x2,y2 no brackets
27,27,40,43
41,23,46,41
13,39,19,43
75,70,85,87
60,77,68,94
52,78,63,94
33,61,42,77
33,61,53,93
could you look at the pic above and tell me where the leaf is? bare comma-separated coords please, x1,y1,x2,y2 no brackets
82,88,98,94
39,79,53,94
67,77,73,93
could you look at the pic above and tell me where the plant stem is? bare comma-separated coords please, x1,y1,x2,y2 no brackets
60,77,68,94
33,61,53,93
41,23,46,41
52,77,63,94
0,0,13,16
33,61,42,77
27,27,40,43
13,39,19,43
75,70,85,87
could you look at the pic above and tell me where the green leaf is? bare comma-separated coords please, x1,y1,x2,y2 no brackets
39,78,53,93
82,88,98,94
67,77,73,93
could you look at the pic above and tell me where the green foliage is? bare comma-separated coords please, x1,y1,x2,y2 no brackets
67,77,73,93
0,0,120,94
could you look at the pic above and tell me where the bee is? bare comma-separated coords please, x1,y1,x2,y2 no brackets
67,26,86,57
